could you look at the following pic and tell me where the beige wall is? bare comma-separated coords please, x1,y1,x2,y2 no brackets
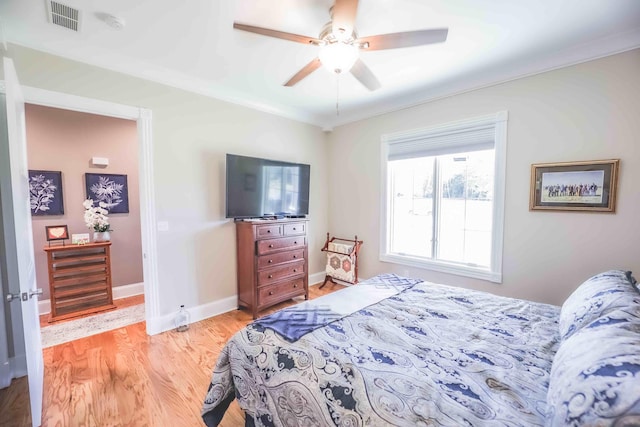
25,104,143,299
327,49,640,306
2,44,329,316
4,43,637,314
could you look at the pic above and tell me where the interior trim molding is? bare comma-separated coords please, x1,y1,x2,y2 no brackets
6,29,640,129
148,296,238,335
0,354,28,388
147,271,327,334
0,361,11,388
13,85,161,336
308,271,325,286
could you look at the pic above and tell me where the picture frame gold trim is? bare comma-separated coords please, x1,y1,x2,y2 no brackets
530,159,619,212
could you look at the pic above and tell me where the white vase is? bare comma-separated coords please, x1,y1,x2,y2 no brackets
93,231,111,242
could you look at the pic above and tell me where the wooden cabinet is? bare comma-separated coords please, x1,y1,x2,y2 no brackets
44,242,116,322
236,219,309,319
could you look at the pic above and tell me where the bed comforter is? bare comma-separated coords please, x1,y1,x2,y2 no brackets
202,276,561,426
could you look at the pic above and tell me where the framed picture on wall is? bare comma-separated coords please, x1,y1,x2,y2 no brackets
85,173,129,213
28,170,64,216
529,159,619,212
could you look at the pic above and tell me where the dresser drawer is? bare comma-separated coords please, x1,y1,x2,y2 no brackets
256,224,282,238
258,260,305,285
284,222,306,236
257,249,305,269
257,236,306,255
258,278,305,307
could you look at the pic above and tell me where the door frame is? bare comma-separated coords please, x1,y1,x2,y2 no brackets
0,82,161,335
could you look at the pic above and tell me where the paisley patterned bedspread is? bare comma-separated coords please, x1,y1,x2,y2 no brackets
202,277,561,426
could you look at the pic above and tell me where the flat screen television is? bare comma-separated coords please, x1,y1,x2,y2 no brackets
225,154,311,219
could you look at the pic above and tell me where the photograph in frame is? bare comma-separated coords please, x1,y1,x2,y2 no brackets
530,159,619,212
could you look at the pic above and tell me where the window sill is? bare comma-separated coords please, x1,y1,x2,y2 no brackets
380,253,502,283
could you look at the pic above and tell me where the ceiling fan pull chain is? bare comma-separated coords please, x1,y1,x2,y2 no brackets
336,72,341,116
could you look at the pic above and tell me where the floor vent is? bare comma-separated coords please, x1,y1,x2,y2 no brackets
46,0,81,32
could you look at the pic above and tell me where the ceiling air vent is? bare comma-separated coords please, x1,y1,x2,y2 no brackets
46,0,81,32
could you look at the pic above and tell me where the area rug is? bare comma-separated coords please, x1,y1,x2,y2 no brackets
41,304,145,348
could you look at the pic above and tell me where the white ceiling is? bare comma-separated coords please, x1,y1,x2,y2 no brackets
2,0,640,129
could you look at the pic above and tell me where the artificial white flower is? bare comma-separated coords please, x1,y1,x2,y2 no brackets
83,199,111,232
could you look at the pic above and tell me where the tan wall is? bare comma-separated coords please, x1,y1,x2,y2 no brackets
3,44,329,316
327,49,640,306
25,104,143,299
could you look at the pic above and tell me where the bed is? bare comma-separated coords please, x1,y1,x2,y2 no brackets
202,270,640,426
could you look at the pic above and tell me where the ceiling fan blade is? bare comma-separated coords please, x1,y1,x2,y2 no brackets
350,58,381,91
284,58,322,87
332,0,359,37
359,28,448,51
233,22,321,45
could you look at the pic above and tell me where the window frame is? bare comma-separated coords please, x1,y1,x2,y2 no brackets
380,111,508,283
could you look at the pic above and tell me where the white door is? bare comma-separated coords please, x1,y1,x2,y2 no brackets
3,57,44,426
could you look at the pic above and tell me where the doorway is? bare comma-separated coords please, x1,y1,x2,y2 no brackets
20,86,160,335
25,104,145,344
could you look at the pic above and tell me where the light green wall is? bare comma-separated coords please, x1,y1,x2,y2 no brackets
1,44,329,316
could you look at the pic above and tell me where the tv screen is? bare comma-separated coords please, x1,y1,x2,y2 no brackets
225,154,311,219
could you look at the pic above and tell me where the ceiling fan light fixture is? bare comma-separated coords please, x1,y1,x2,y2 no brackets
319,42,358,74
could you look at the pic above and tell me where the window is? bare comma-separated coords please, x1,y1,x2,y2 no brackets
381,112,508,282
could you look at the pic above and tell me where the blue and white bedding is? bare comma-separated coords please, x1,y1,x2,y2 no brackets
202,274,562,426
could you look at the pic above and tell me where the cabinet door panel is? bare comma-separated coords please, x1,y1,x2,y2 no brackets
256,224,282,238
257,236,306,254
258,278,305,307
257,249,305,269
284,222,305,236
258,260,305,285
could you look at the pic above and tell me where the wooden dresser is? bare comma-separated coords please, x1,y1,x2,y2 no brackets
44,242,116,322
236,218,309,319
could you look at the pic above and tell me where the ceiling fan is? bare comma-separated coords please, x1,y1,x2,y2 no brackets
233,0,448,91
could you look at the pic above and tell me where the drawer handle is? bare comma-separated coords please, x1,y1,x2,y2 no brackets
269,244,274,248
293,255,297,259
293,227,296,231
294,284,298,288
269,291,273,295
294,241,297,245
267,230,271,233
268,274,273,279
293,269,297,272
268,259,273,264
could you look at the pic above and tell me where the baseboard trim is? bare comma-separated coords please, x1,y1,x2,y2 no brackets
38,282,145,315
309,271,325,286
146,272,327,335
113,282,145,299
146,295,238,336
0,361,11,388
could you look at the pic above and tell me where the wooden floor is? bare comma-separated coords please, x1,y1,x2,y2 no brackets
1,283,344,427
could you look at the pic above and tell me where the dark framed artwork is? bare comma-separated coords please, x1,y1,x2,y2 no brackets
85,173,129,213
45,225,68,242
530,159,619,212
29,170,64,215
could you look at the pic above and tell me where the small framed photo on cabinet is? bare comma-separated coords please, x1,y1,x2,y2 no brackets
45,225,69,242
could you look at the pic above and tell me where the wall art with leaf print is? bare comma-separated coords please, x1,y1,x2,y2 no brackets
29,170,64,215
85,173,129,213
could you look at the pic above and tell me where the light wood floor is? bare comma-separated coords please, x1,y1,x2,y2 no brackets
1,283,343,427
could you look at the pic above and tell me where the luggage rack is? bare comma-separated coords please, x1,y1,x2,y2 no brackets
320,233,363,289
